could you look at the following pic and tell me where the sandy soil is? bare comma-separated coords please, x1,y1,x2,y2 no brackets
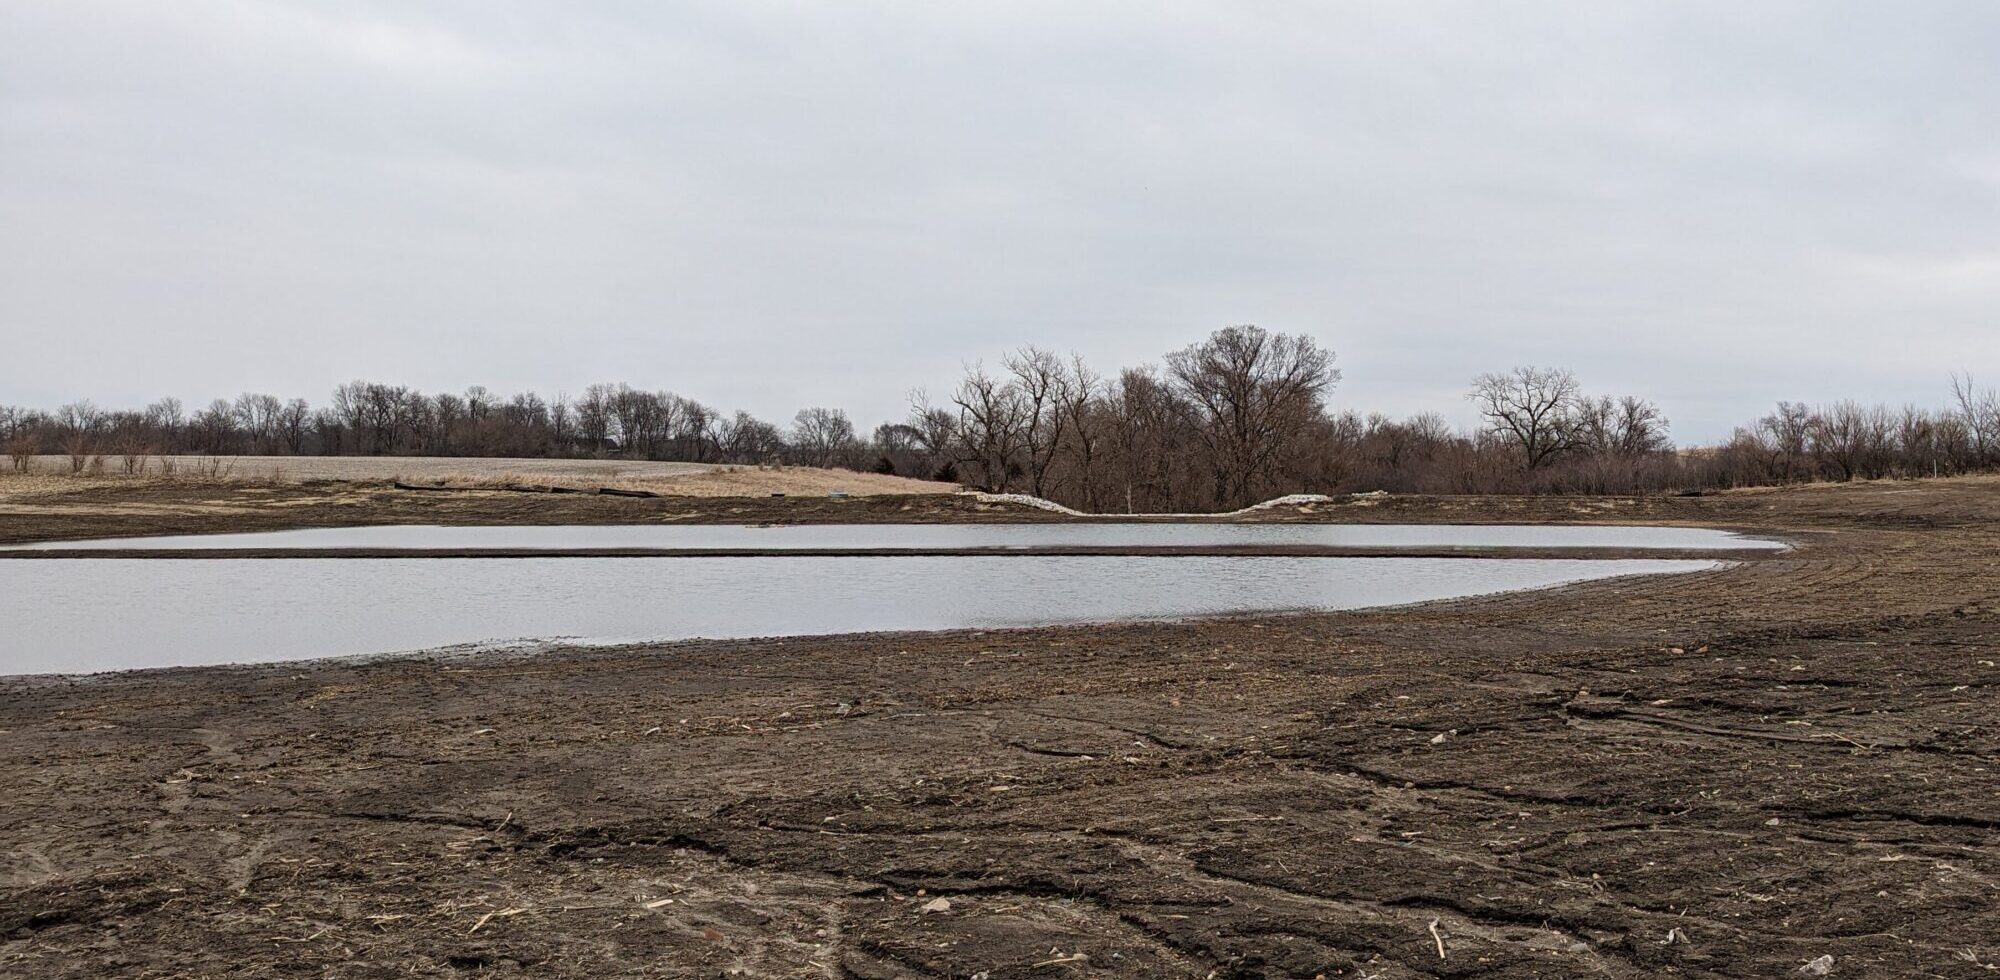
11,458,955,498
1,478,1997,978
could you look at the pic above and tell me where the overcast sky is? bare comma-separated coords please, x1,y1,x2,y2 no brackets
3,2,1997,442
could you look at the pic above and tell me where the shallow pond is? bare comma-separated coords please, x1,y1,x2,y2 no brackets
0,555,1722,675
6,522,1784,552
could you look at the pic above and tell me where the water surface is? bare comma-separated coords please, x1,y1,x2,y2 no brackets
0,555,1720,675
7,522,1784,552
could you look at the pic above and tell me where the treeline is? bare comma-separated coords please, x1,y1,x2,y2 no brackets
5,326,1999,510
0,383,818,472
897,332,2000,508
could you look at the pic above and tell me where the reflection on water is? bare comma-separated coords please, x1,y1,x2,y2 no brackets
0,555,1721,675
7,522,1784,552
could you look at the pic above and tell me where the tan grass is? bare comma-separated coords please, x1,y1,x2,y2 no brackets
0,471,107,499
413,465,955,497
22,455,717,484
633,466,956,497
4,456,954,500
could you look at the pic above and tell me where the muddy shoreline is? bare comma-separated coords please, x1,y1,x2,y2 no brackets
2,477,1996,978
0,478,1811,547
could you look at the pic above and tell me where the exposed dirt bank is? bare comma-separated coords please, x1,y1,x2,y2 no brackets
2,478,1997,977
0,472,1837,547
0,477,1034,547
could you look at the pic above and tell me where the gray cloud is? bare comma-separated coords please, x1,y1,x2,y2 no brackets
4,1,1997,441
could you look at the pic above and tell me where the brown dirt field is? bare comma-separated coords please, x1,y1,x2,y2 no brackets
2,478,1997,978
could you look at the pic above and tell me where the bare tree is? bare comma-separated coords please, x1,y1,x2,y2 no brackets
548,395,573,454
463,385,494,421
1898,404,1940,478
904,397,961,483
1952,373,2000,467
330,382,369,451
56,401,105,473
1407,411,1453,464
430,392,465,454
233,393,283,453
1056,353,1107,511
6,434,36,472
617,388,679,459
1933,410,1973,474
1004,346,1070,499
190,399,236,454
117,433,147,475
1108,367,1183,512
310,408,343,455
0,406,35,472
1469,367,1582,470
276,398,311,454
718,410,784,463
577,384,614,454
1164,325,1339,508
869,422,923,474
946,364,1028,492
1757,401,1813,482
144,398,184,446
1809,401,1867,481
790,407,857,467
1575,395,1670,458
367,385,416,454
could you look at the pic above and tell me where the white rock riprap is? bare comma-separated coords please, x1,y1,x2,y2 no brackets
959,490,1341,518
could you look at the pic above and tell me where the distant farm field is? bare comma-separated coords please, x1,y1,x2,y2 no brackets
14,454,956,497
25,454,713,482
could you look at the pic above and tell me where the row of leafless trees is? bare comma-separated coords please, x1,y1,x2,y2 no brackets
892,337,2000,507
898,327,1343,510
1697,378,2000,486
6,327,1999,507
0,385,845,473
894,340,1679,508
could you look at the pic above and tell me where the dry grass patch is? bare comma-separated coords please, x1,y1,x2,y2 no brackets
428,465,957,497
0,470,111,500
637,466,957,497
5,456,955,501
1,465,256,501
21,455,718,484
